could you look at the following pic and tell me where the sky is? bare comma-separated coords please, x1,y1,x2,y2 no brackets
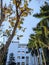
0,0,47,45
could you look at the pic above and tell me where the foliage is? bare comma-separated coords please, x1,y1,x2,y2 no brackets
33,2,49,48
1,0,33,38
33,2,49,19
8,53,16,65
0,0,33,64
28,1,49,49
28,1,49,65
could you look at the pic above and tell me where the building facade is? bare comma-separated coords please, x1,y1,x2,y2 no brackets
6,41,42,65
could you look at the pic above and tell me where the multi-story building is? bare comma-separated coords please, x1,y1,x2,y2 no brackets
6,41,42,65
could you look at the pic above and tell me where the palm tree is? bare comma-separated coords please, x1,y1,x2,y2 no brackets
33,2,49,19
33,27,47,65
28,24,47,65
28,2,49,65
28,34,43,65
33,2,49,65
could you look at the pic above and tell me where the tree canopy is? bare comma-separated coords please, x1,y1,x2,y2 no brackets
28,1,49,65
0,0,33,65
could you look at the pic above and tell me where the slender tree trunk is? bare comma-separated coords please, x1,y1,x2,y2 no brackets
34,54,36,65
0,3,20,65
37,49,40,65
0,0,3,26
42,50,46,65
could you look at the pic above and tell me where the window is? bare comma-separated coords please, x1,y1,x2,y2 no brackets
17,56,20,59
18,51,20,53
21,46,25,48
22,62,25,65
26,51,29,53
26,56,29,59
18,45,21,48
17,62,20,65
22,51,25,53
26,64,29,65
22,56,25,59
26,56,29,65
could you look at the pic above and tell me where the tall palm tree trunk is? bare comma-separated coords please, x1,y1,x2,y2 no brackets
42,50,46,65
37,49,40,65
34,54,36,65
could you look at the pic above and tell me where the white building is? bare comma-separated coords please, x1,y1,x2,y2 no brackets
6,41,42,65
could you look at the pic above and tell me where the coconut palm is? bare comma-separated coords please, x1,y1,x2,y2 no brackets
33,27,47,65
33,2,49,65
33,2,49,19
28,2,49,65
28,33,43,65
28,25,48,65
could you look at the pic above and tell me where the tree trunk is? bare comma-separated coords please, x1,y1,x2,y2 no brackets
42,50,46,65
0,0,3,26
34,54,36,65
0,3,19,65
37,49,40,65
